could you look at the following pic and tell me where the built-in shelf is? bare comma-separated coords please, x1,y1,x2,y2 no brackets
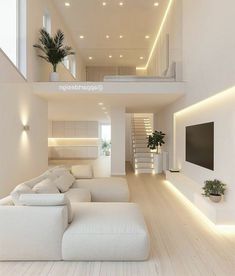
165,171,235,225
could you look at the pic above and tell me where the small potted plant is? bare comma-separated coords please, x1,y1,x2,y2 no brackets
202,179,226,203
102,140,111,156
33,29,75,81
147,130,165,173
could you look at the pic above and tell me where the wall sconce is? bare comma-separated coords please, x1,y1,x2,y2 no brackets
23,125,30,131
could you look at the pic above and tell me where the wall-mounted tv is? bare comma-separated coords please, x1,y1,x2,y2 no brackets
186,122,214,170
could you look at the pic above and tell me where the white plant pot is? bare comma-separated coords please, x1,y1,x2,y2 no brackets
154,153,163,174
50,72,59,82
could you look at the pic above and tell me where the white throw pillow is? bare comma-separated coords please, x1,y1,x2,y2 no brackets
33,178,59,194
19,194,73,223
71,165,93,179
11,184,35,206
54,172,75,193
51,167,70,178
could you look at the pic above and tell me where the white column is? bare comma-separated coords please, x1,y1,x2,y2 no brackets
111,106,126,176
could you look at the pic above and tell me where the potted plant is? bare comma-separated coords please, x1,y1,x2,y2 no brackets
33,28,75,81
102,140,111,156
202,179,226,203
147,131,165,154
147,131,165,173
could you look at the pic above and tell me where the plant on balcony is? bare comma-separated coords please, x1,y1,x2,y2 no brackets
147,130,165,154
202,179,226,203
102,140,111,156
33,28,75,81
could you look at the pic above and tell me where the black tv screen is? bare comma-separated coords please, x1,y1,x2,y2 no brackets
186,122,214,170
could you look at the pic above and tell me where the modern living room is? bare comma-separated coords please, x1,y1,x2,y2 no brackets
1,0,235,276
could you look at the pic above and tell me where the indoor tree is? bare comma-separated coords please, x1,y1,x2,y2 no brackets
33,28,75,75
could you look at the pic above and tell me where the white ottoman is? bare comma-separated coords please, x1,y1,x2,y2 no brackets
71,178,129,202
62,203,150,261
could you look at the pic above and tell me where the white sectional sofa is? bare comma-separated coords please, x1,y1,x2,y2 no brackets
0,165,149,261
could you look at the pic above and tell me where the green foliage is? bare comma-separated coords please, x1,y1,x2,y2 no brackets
102,140,111,155
147,131,165,154
33,29,75,72
202,179,226,197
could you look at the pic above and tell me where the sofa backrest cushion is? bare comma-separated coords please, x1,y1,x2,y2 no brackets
54,172,75,193
32,178,60,194
19,194,73,223
71,165,93,179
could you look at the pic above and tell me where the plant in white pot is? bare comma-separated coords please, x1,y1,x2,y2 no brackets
147,131,165,174
33,29,75,81
202,179,226,203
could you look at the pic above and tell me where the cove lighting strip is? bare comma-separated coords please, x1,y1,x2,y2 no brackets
48,138,99,140
136,0,174,71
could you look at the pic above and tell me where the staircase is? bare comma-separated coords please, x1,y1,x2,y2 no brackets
132,115,154,174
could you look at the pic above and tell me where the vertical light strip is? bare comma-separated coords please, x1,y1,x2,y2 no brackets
136,0,174,71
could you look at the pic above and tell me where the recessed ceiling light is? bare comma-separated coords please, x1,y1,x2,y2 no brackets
88,56,93,60
102,2,107,6
154,2,159,7
65,2,70,7
98,102,104,106
145,35,150,39
119,2,124,6
79,35,84,39
119,35,123,39
120,54,123,58
139,56,144,60
106,35,110,39
109,55,112,58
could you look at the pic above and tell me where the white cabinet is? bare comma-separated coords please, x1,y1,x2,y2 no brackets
52,121,98,138
49,146,98,160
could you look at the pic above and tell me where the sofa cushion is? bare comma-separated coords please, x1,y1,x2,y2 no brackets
62,203,150,261
32,178,60,194
71,165,93,179
72,178,129,202
65,188,91,203
0,196,14,206
11,184,35,206
19,194,73,223
54,172,75,193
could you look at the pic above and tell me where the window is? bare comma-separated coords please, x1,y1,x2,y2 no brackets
0,0,18,65
101,124,111,142
62,55,77,78
43,11,51,34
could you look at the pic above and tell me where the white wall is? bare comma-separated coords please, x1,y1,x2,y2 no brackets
27,0,86,82
111,107,126,175
0,84,48,198
156,0,235,216
147,0,182,76
125,114,132,162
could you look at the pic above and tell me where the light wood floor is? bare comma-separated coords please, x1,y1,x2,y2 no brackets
1,163,235,276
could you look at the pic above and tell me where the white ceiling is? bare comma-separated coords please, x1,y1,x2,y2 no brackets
46,93,182,123
53,0,168,67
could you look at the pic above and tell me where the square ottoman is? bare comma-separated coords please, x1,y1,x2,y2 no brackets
62,203,150,261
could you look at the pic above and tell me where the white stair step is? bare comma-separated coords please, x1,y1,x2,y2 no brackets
135,157,153,162
135,168,155,174
134,148,151,153
133,143,147,147
133,145,148,149
134,153,154,158
134,139,148,143
135,163,154,169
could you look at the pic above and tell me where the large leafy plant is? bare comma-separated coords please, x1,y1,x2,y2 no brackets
202,179,226,197
147,131,165,154
33,29,75,72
